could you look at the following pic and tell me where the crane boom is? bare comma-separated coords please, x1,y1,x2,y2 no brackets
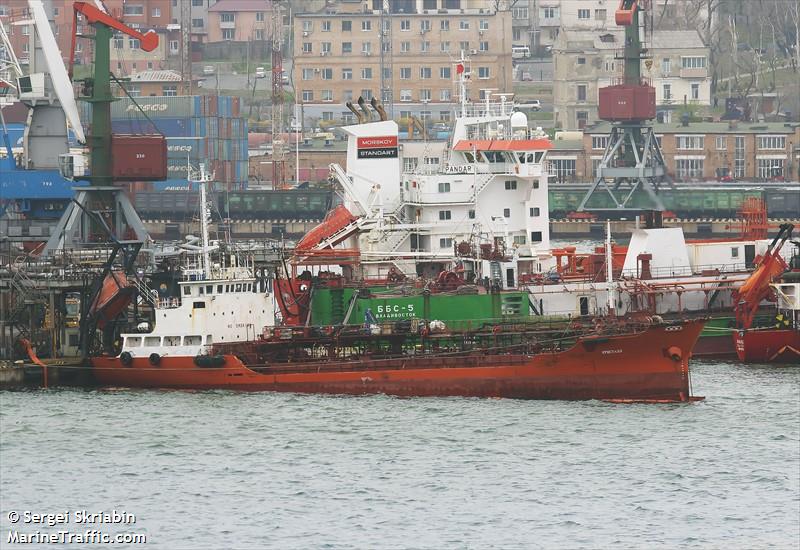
72,2,158,51
28,0,86,144
734,224,794,329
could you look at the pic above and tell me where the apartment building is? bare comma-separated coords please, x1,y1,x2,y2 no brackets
546,121,800,183
1,0,173,73
178,0,219,44
536,0,616,49
553,29,710,130
207,0,272,43
293,3,512,126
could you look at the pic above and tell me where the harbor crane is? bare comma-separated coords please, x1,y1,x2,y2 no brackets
578,0,672,227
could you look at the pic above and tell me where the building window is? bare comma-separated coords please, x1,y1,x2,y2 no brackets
114,34,124,49
691,83,700,100
438,182,450,193
478,67,490,79
302,42,312,53
192,18,204,28
440,41,451,53
400,89,412,101
123,4,144,16
362,20,371,31
337,68,351,81
735,136,745,178
757,136,786,150
361,68,372,79
322,20,331,32
163,85,177,97
401,41,410,53
400,20,410,31
151,7,161,17
592,136,609,150
715,136,726,150
322,90,333,102
222,29,234,40
420,67,432,79
530,207,540,217
578,9,590,19
661,58,671,74
302,68,314,80
362,42,372,54
439,210,452,220
479,41,489,52
504,180,517,190
420,89,432,101
440,89,451,101
255,11,264,22
439,238,453,249
577,57,586,65
681,56,707,69
220,12,234,23
459,20,469,30
342,20,352,32
361,89,373,100
731,247,739,258
398,67,410,80
322,42,331,54
302,21,313,32
342,42,352,54
757,159,784,179
676,136,704,150
577,84,587,102
441,20,450,31
549,159,577,182
192,0,203,5
169,40,179,53
676,159,704,179
576,111,589,129
595,9,607,20
503,208,511,217
542,7,557,19
513,7,529,19
421,20,431,32
663,83,672,100
440,67,451,79
321,68,333,80
302,90,313,102
531,231,543,243
513,235,527,245
129,38,140,49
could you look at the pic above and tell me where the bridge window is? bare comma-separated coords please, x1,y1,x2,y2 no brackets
184,335,202,346
164,336,181,346
126,337,142,347
193,302,206,308
183,286,191,296
144,337,161,347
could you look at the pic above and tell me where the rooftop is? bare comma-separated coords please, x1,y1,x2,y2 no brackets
209,0,273,13
556,29,706,52
585,121,800,135
128,70,183,83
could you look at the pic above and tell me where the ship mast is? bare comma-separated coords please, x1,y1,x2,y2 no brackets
606,221,615,316
198,164,212,279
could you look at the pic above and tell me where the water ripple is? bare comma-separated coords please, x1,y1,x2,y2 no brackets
1,360,798,549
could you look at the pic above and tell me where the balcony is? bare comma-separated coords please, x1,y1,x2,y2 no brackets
219,20,235,29
540,16,560,27
680,67,707,79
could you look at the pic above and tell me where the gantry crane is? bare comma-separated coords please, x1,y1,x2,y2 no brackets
578,0,671,227
44,1,166,254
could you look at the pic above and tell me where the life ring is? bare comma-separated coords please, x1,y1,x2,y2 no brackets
149,353,161,366
119,351,133,366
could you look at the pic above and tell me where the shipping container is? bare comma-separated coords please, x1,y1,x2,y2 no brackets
110,96,201,120
598,85,655,122
165,137,206,159
112,118,194,137
112,135,168,181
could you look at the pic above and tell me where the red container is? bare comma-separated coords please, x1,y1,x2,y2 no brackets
598,85,655,121
112,135,168,181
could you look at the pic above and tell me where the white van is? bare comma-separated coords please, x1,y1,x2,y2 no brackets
512,45,531,59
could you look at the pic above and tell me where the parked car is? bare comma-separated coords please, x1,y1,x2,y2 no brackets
255,67,266,79
203,65,215,75
518,99,541,112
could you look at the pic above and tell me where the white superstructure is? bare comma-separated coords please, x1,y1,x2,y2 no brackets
119,169,274,360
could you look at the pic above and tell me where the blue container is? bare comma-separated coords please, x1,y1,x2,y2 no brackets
152,179,197,192
166,137,205,158
1,168,87,199
112,117,193,137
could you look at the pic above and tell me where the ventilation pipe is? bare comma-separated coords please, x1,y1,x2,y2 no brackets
346,101,364,123
371,97,388,121
357,96,372,122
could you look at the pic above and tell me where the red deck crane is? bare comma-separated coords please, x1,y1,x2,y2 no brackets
733,223,794,330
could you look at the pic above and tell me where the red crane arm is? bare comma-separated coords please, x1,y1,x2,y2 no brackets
73,2,158,51
615,0,640,26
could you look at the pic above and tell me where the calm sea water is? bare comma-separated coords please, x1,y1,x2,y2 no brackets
1,360,798,549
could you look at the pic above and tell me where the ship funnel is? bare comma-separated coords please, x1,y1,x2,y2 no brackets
371,97,388,121
357,96,373,122
346,101,364,124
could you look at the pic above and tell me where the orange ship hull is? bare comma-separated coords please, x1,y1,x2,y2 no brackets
92,320,704,401
733,329,800,363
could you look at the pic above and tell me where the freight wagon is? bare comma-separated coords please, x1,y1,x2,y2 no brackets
134,189,333,221
548,185,800,219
